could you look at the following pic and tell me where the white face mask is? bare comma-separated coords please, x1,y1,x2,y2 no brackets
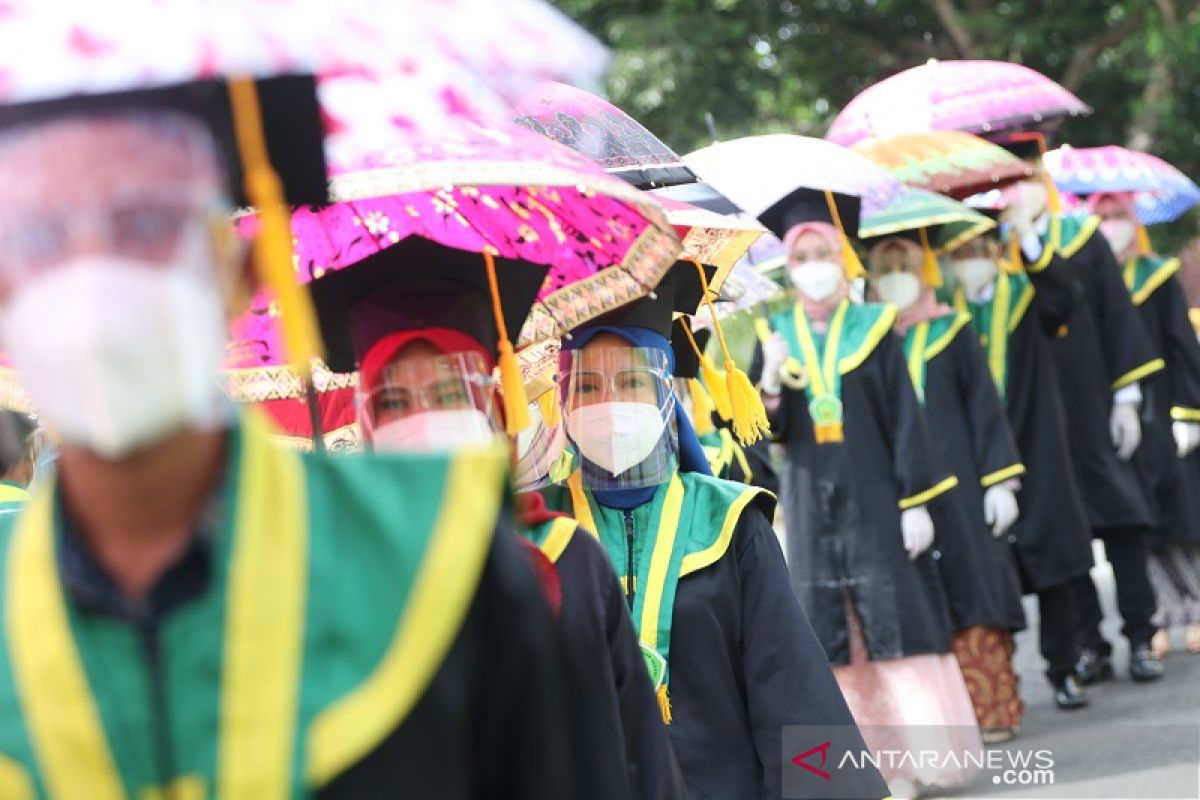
789,259,845,302
952,257,998,297
566,401,665,476
1100,219,1136,257
873,271,922,310
1,237,229,458
372,408,496,453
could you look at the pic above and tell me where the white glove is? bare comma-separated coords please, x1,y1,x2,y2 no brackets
901,506,935,560
760,332,790,395
1110,400,1142,461
1174,421,1200,457
982,484,1020,537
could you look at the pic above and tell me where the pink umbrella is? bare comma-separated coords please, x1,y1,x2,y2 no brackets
1044,145,1200,225
512,81,695,189
827,59,1090,148
228,118,681,375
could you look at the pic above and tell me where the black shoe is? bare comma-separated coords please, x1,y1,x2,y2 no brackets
1074,648,1114,685
1053,675,1090,710
1129,645,1165,682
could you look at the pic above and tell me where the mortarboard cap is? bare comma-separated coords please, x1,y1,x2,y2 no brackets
576,260,716,340
312,236,550,374
758,187,861,240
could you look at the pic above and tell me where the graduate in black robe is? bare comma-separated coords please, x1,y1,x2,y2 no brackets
1091,191,1200,656
864,232,1028,741
995,145,1165,683
314,246,685,800
944,216,1097,708
543,265,887,800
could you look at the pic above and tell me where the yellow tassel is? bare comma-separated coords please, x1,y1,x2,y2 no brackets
228,76,323,372
1136,224,1152,256
482,250,531,434
815,421,844,444
753,317,773,345
687,378,717,435
1005,232,1022,274
824,189,866,279
1029,132,1063,216
689,259,771,445
537,384,561,429
699,354,732,421
656,683,673,725
918,228,943,287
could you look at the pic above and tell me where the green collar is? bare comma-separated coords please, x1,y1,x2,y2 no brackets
902,312,971,402
1123,254,1180,306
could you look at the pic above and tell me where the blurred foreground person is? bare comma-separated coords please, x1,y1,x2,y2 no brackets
307,243,684,800
543,266,888,800
752,194,979,796
0,76,573,799
866,233,1028,744
1092,191,1200,659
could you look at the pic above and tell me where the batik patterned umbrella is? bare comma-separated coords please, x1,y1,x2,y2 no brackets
654,195,765,274
227,119,681,379
512,81,695,189
852,130,1034,199
1044,145,1200,225
827,59,1090,148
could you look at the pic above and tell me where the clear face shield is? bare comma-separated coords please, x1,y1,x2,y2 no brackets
559,344,678,490
359,350,503,453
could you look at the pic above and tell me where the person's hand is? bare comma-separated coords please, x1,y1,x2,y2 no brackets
760,332,790,395
1000,181,1046,241
983,484,1020,537
1110,401,1142,461
1174,420,1200,458
901,506,935,560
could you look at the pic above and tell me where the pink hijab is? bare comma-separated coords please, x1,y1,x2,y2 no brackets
784,221,850,330
866,237,952,335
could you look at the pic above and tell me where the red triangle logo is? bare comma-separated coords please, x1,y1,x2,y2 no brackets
791,740,833,780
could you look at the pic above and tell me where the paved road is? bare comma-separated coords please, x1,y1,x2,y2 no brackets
947,544,1200,799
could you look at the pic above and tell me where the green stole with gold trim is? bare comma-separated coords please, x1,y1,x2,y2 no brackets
902,312,971,404
1123,254,1180,307
769,300,897,443
954,273,1034,405
561,470,766,723
0,414,507,799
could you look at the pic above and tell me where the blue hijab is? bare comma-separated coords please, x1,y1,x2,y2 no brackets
562,325,711,509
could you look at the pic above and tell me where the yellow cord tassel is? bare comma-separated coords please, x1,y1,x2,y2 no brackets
681,321,732,420
1005,232,1023,274
918,228,943,287
228,77,323,372
656,684,673,725
483,250,531,433
824,190,866,279
537,383,561,430
687,378,716,436
691,260,770,445
1136,223,1152,256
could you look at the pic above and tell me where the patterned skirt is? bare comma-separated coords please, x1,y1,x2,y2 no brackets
1147,543,1200,628
951,625,1025,731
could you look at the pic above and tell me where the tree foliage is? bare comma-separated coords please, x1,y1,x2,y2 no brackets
554,0,1200,254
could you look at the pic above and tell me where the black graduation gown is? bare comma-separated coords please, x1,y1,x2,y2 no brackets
1125,259,1200,543
913,317,1027,632
962,257,1095,593
1046,218,1161,532
752,312,955,665
322,529,576,800
552,526,687,800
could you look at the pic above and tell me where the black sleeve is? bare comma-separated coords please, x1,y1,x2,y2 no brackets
736,508,890,800
952,329,1023,486
598,540,688,800
475,528,577,800
1026,250,1084,333
876,333,949,506
1159,276,1200,414
1080,233,1162,387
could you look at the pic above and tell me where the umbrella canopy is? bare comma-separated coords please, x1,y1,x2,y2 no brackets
655,195,766,274
1044,145,1200,225
683,134,902,235
852,130,1033,199
228,118,681,376
860,184,995,249
827,59,1090,148
512,81,695,189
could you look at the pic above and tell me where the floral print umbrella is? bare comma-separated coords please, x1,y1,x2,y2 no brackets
852,130,1034,200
